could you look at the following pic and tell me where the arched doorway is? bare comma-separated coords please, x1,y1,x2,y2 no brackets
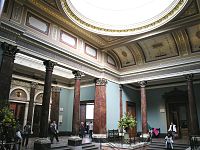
9,88,28,126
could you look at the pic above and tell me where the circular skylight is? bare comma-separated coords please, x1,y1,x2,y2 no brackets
60,0,188,36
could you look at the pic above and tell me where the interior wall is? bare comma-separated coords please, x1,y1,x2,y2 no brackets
58,88,74,132
122,86,141,131
58,85,95,132
106,81,120,130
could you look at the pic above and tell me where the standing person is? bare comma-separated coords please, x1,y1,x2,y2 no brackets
50,121,59,143
168,122,177,139
89,122,93,138
165,132,173,149
80,122,85,138
22,121,31,148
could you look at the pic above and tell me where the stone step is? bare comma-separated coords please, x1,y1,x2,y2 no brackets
82,143,99,150
148,145,189,150
150,142,189,148
51,143,70,150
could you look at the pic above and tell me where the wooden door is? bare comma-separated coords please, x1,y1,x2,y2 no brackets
126,102,136,137
9,102,25,125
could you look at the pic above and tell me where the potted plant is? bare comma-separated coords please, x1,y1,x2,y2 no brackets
118,113,137,133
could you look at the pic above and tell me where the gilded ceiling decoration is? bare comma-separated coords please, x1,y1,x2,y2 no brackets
60,0,188,36
138,34,178,62
112,46,135,68
186,24,200,52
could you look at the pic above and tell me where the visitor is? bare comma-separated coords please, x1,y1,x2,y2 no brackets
80,122,85,138
165,132,173,149
168,122,177,139
49,121,59,143
22,121,31,148
89,121,93,138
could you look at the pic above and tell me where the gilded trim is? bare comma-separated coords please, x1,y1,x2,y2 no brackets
60,0,188,36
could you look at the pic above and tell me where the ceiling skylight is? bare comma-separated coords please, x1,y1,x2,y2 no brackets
60,0,188,36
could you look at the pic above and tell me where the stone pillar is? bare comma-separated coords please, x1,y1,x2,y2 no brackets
93,78,107,134
120,85,123,118
72,70,84,135
139,81,148,134
50,86,61,124
39,60,56,138
0,42,19,108
186,74,199,135
27,82,38,124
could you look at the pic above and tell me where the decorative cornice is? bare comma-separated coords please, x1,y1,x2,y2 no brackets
27,0,106,46
95,78,107,86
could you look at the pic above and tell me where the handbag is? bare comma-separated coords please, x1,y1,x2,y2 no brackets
16,131,22,140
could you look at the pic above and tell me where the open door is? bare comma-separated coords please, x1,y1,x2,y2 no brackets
126,101,136,137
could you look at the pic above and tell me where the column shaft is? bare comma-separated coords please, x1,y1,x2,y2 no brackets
139,81,148,134
186,74,199,135
72,71,83,135
39,60,56,138
93,78,107,134
27,82,37,124
50,87,61,124
120,85,123,118
0,42,18,107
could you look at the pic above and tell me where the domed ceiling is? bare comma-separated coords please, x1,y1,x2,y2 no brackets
60,0,188,36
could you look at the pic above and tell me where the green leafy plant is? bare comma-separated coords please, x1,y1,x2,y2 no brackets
118,113,137,130
0,107,16,128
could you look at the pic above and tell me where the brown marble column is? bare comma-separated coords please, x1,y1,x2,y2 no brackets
186,74,199,135
39,60,56,138
93,78,107,134
120,85,123,118
50,86,61,124
27,82,37,124
72,70,84,135
0,42,19,108
139,81,148,134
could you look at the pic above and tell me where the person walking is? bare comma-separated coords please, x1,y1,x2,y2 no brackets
80,122,85,138
165,132,174,149
49,121,59,143
89,122,93,139
168,122,177,139
22,121,31,148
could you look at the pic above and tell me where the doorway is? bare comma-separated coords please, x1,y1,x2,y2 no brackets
167,103,189,138
126,101,136,137
9,102,25,126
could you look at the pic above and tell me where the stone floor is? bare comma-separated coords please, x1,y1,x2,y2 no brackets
17,135,190,150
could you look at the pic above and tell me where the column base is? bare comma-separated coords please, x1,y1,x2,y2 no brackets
34,138,51,150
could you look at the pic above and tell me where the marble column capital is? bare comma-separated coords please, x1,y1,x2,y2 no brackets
52,86,61,92
1,42,19,58
138,81,147,87
72,70,84,80
119,84,123,91
43,60,57,71
95,78,107,86
185,74,193,82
